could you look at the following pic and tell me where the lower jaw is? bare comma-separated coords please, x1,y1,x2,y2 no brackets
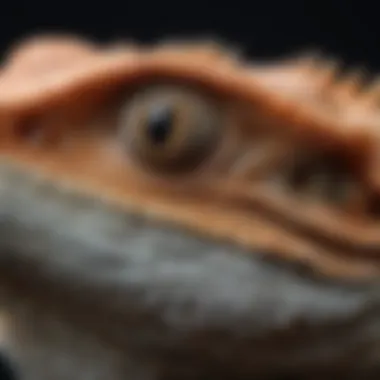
0,163,378,377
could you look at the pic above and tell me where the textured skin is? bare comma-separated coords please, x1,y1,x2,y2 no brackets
0,35,379,379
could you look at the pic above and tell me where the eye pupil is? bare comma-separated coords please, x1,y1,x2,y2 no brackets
145,104,175,145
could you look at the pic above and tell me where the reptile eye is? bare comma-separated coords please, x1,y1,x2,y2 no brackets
120,85,222,174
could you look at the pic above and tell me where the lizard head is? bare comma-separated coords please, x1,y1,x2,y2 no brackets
0,35,379,378
1,35,380,280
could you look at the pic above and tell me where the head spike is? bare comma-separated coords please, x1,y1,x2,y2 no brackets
359,76,380,108
326,67,367,107
316,58,341,89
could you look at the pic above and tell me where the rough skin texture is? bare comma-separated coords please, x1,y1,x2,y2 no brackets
0,35,379,379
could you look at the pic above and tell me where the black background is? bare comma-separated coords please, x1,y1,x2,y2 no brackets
1,0,380,70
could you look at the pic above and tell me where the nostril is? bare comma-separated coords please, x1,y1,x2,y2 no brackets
0,351,17,380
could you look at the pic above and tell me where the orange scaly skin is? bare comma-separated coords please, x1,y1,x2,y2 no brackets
0,34,379,379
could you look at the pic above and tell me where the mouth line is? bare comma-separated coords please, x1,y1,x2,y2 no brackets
1,150,378,282
211,181,380,262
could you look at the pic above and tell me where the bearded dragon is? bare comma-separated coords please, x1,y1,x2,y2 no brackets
0,34,378,380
